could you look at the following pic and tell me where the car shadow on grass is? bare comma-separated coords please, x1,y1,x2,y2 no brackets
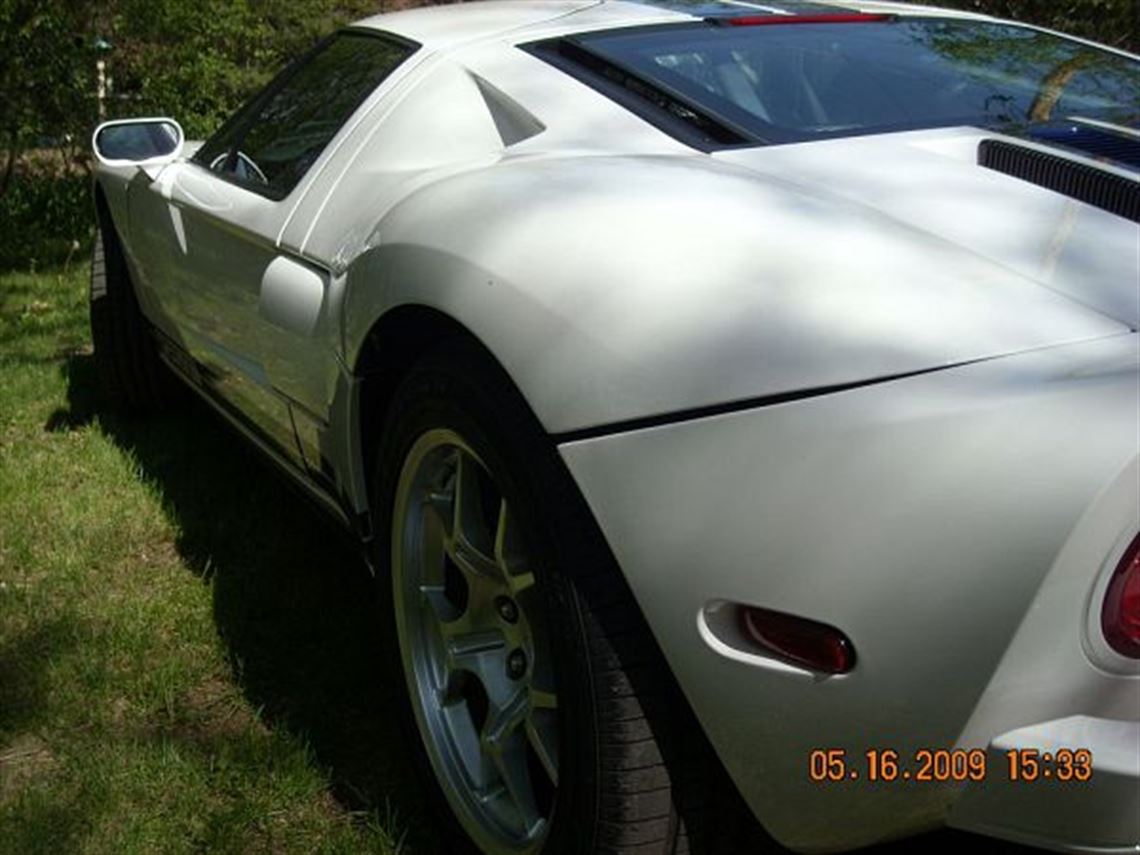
48,354,1050,855
48,353,443,853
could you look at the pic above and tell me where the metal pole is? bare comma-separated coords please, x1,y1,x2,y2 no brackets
96,58,106,121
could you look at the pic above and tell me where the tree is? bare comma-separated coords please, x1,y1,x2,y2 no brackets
0,0,95,194
0,0,1133,267
908,0,1138,53
0,0,383,266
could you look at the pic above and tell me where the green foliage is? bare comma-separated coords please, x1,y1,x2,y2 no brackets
917,1,1138,53
100,0,380,139
0,0,94,157
0,0,379,271
0,0,1135,270
0,174,90,271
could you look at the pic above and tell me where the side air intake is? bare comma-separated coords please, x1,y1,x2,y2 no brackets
978,139,1140,224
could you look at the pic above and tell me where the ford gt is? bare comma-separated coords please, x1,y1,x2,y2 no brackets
89,1,1140,853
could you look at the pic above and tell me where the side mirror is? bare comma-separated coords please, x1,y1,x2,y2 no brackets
92,118,184,167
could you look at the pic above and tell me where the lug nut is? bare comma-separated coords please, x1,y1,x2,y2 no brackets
507,648,527,680
495,596,519,624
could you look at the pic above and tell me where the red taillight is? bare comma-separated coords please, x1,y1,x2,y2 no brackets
1102,533,1140,658
722,13,893,27
738,605,856,674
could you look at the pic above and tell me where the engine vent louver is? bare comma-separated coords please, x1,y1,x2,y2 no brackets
978,139,1140,224
1025,124,1140,170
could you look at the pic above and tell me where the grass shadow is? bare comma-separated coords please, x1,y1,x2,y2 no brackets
0,616,98,854
0,797,90,855
48,353,441,852
0,617,85,740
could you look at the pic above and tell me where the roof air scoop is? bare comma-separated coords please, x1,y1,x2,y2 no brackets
470,73,546,147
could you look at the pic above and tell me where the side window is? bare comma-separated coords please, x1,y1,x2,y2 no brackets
194,31,416,199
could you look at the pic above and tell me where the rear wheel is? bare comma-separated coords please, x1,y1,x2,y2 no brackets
89,224,170,412
374,339,774,855
391,429,560,853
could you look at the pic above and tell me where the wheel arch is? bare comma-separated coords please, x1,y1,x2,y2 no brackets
351,303,526,536
92,181,121,256
93,181,110,226
91,168,134,248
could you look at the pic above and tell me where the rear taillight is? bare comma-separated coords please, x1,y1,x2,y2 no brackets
1102,533,1140,658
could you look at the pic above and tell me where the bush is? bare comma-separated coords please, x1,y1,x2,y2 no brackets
0,170,91,272
914,0,1138,52
0,0,381,271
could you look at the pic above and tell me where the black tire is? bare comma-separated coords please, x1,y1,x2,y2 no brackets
373,338,776,855
89,224,171,412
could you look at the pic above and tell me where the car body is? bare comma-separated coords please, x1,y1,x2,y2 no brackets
90,1,1139,853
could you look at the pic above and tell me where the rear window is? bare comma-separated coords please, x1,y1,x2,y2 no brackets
530,17,1140,147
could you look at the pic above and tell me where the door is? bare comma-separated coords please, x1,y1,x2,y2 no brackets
126,29,418,465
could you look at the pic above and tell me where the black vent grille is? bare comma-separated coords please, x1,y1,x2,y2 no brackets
1025,124,1140,170
978,139,1140,224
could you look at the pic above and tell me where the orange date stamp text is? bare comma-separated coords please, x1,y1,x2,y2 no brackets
808,747,1093,783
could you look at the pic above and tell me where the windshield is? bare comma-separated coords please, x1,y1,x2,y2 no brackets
562,17,1140,145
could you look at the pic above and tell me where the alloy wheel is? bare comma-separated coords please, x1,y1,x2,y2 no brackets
392,428,560,854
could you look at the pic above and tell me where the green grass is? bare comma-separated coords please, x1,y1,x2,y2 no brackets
0,264,435,853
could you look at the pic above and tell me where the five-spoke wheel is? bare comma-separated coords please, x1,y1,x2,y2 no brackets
392,429,559,854
377,342,766,855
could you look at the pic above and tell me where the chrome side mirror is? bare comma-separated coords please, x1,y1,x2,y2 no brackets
92,118,184,167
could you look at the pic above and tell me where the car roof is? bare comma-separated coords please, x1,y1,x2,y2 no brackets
351,0,994,51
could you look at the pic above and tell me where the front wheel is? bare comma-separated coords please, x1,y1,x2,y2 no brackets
374,339,774,855
89,224,171,412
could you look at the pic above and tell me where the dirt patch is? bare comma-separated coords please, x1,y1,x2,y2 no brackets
0,734,58,802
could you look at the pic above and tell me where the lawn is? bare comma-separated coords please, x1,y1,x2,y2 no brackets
0,262,434,854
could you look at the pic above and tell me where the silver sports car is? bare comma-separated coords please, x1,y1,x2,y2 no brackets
90,1,1139,852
